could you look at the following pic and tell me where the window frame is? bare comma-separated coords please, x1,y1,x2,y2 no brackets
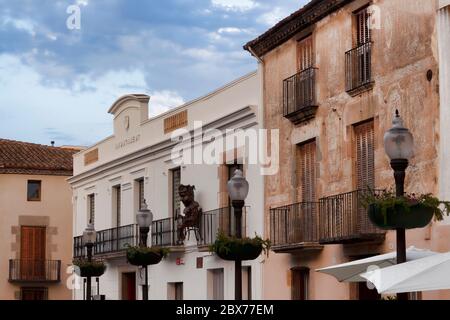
27,180,42,202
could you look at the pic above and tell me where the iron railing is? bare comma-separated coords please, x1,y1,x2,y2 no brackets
318,189,385,244
152,218,179,247
283,67,317,118
9,260,61,283
74,224,139,258
270,202,318,247
345,42,372,93
199,207,247,246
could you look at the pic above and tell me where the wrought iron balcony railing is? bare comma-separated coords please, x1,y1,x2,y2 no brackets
198,206,247,246
318,189,385,244
270,202,320,252
152,217,180,247
9,260,61,283
283,67,318,124
74,224,139,258
345,42,373,94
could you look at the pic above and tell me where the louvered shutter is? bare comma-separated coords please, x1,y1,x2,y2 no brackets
355,121,375,190
356,8,371,45
297,140,317,202
298,36,313,71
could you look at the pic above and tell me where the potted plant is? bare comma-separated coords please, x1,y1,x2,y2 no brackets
73,259,107,278
210,232,271,261
362,189,450,230
125,245,170,266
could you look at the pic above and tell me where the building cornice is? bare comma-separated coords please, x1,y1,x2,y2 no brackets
244,0,353,58
68,106,257,186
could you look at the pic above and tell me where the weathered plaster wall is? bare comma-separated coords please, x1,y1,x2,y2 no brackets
262,0,449,300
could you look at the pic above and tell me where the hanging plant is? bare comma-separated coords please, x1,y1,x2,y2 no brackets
73,259,107,278
361,189,450,230
210,232,271,262
125,245,170,266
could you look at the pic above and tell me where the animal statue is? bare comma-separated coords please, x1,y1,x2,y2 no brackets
177,185,202,243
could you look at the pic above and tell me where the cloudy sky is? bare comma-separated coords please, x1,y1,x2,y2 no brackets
0,0,308,146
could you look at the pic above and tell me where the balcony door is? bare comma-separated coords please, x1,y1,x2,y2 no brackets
296,140,317,202
354,120,375,190
20,226,46,281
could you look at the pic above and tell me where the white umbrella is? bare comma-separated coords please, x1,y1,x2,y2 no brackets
361,251,450,294
316,247,437,283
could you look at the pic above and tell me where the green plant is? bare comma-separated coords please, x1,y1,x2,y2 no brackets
72,259,106,277
125,244,170,258
361,189,450,225
209,232,271,258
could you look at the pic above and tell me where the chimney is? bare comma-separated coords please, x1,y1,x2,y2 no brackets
51,141,55,147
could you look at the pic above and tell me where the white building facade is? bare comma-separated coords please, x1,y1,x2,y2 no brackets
69,71,268,300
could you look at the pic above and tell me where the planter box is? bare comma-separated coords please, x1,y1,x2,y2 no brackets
216,243,263,261
126,250,163,266
368,203,434,230
74,263,106,278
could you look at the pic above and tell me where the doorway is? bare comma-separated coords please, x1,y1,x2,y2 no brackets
121,272,136,300
20,226,46,281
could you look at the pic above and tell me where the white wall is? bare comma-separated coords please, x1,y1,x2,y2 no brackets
71,71,265,300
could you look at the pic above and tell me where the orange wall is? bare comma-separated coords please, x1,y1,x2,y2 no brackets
260,0,450,300
0,174,73,300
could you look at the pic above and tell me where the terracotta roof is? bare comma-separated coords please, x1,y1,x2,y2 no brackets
244,0,353,57
0,139,77,176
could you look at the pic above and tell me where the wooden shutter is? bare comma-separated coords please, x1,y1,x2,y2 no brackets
356,7,371,45
20,226,46,280
116,186,121,227
297,140,317,202
354,121,375,190
88,194,95,224
138,179,145,211
298,36,313,71
172,169,181,217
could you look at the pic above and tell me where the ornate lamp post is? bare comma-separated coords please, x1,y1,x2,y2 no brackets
384,110,414,301
82,222,96,301
227,169,249,300
136,201,153,301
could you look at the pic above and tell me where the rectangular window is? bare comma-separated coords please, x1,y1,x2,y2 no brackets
291,267,309,300
207,268,224,300
354,120,375,190
138,179,145,210
297,35,314,71
355,6,371,46
20,226,46,280
21,287,48,301
171,168,181,217
113,185,122,227
27,180,41,201
88,194,95,224
296,140,317,202
346,6,372,93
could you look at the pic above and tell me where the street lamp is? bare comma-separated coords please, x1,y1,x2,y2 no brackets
227,169,249,300
136,200,153,301
82,222,96,301
384,110,414,301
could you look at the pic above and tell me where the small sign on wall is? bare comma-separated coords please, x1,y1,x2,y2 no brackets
84,148,99,165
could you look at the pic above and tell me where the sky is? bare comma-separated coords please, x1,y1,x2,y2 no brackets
0,0,308,146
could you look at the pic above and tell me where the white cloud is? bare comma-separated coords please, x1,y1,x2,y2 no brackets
0,54,184,145
1,16,36,36
218,27,250,34
257,7,290,26
211,0,259,12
